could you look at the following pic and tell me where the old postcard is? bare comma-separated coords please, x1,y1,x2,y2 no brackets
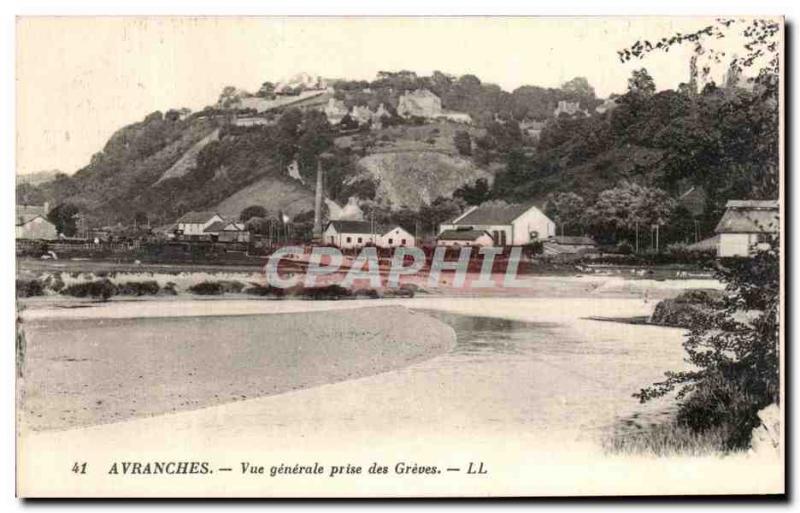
14,16,784,497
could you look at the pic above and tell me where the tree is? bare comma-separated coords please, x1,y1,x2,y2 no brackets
453,178,490,206
584,182,674,245
239,205,268,223
453,130,472,156
47,203,79,236
618,18,780,199
636,238,779,449
627,68,656,97
256,81,275,98
545,192,586,235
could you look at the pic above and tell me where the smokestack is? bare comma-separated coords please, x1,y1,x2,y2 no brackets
312,158,324,243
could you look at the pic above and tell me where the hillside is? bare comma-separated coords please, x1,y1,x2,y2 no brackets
15,67,777,241
213,175,315,219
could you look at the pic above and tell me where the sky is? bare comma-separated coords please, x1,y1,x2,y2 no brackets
16,16,754,176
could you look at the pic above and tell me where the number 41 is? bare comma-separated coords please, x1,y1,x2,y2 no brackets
72,462,87,474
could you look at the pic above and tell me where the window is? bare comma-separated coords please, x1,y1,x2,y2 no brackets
401,239,407,245
357,237,362,243
346,236,352,243
388,238,393,245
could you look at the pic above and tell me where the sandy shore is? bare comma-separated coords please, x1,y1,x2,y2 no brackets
18,305,456,431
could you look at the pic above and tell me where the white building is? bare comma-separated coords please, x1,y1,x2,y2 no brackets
323,221,414,249
379,226,415,248
176,211,225,239
439,202,556,246
436,229,494,247
323,220,378,249
715,200,779,257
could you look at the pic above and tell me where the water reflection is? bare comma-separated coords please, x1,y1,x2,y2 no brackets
415,310,560,357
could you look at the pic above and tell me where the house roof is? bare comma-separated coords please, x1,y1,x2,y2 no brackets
548,235,597,246
687,235,720,251
378,225,411,237
203,221,227,233
326,220,375,234
16,214,51,227
438,229,491,241
715,202,779,234
16,205,49,226
223,222,246,232
453,203,538,226
725,200,779,209
177,211,221,224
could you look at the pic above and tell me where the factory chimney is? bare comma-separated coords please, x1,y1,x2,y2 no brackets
312,157,325,243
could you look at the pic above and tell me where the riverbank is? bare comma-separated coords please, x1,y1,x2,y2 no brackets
18,305,456,432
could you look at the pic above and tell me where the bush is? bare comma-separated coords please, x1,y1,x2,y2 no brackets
353,288,379,299
62,279,117,300
161,282,178,296
244,283,286,298
616,240,634,255
41,273,65,292
218,280,245,294
636,238,780,451
116,280,160,296
188,280,245,295
16,279,45,298
294,284,352,300
188,281,224,295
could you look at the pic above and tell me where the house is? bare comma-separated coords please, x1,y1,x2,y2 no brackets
202,220,227,241
323,220,379,249
176,211,225,240
554,100,587,117
437,229,495,247
439,202,556,247
543,235,598,255
218,221,250,243
324,98,349,125
379,226,415,248
16,204,57,240
520,120,547,141
715,200,779,257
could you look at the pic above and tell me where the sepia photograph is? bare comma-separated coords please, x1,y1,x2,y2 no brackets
12,14,785,498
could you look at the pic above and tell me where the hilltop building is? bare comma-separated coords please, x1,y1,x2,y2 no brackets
554,100,588,117
324,98,349,125
715,200,779,257
439,203,555,246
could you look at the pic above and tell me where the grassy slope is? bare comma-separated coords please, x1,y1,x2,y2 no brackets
213,175,315,219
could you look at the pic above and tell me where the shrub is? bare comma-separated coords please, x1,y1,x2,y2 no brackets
16,279,44,298
353,288,379,299
636,238,780,451
294,284,352,300
218,280,245,294
188,281,224,295
244,283,286,298
116,280,160,296
161,282,178,295
62,279,117,300
41,272,65,293
616,240,634,255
